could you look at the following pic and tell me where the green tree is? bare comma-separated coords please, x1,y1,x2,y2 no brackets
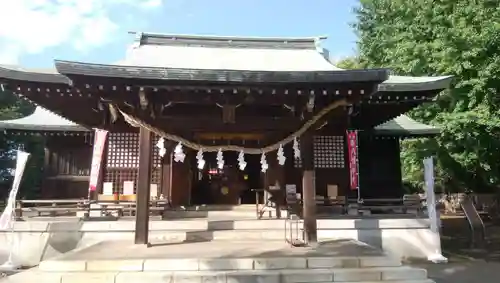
353,0,500,192
0,90,42,199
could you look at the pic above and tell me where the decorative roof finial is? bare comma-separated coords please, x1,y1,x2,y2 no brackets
131,32,143,49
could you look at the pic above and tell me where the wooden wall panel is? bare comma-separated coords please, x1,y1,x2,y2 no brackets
170,151,192,205
358,136,403,199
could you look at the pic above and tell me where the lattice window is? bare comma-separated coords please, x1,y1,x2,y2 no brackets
107,133,139,168
151,135,161,168
104,132,162,194
294,136,345,169
150,135,161,188
313,136,345,168
294,154,302,168
105,169,138,194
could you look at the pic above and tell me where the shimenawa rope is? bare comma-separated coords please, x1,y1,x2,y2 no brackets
119,99,348,154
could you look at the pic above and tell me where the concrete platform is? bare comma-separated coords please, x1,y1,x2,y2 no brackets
43,239,385,261
4,240,433,283
0,216,440,268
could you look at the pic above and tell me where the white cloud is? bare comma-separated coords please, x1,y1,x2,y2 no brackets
0,0,163,64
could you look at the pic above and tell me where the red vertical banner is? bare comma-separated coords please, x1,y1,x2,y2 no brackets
88,129,109,193
346,130,359,190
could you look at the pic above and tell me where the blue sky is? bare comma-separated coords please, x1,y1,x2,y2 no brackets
0,0,360,68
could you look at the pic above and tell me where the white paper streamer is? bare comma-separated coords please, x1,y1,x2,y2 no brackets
237,150,247,171
173,142,185,163
277,144,286,165
293,137,301,160
260,153,268,173
196,149,205,170
216,148,224,169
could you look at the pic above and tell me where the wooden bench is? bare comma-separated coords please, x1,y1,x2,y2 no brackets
402,194,424,215
348,198,406,216
14,199,169,219
315,195,347,215
85,200,169,218
16,199,88,218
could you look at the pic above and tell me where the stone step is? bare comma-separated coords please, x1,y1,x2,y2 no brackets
170,205,271,211
79,219,294,232
162,209,289,219
4,267,432,283
39,256,402,272
149,229,290,241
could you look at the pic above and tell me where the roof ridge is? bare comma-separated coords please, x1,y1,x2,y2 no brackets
129,31,327,42
128,32,327,49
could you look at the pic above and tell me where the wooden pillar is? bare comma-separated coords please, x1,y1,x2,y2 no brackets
41,146,51,198
160,149,173,201
268,151,285,218
95,139,107,199
135,127,152,245
301,131,317,243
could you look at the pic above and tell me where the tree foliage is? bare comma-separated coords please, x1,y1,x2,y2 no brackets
0,90,43,199
352,0,500,192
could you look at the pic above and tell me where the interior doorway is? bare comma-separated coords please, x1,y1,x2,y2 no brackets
190,151,263,205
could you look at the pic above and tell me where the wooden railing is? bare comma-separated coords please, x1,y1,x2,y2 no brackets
13,199,170,219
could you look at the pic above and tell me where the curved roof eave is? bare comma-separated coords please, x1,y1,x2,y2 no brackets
0,65,70,84
374,114,440,136
0,107,90,132
378,75,453,92
54,60,389,84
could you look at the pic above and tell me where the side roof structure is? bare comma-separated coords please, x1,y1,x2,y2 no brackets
0,107,89,132
373,115,440,136
0,106,438,136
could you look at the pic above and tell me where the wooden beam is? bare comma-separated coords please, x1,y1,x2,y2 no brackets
135,127,152,245
121,88,302,106
139,115,305,133
301,131,317,244
193,133,266,140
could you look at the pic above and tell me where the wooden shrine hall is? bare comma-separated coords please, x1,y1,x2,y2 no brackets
0,32,452,243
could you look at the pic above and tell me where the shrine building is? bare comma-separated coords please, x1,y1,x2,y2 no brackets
0,33,450,243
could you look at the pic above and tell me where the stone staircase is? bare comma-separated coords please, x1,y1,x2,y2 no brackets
3,240,435,283
4,254,434,283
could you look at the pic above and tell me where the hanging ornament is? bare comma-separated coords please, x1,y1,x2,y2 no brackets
156,137,166,157
260,153,268,173
216,148,224,169
277,144,286,165
293,137,301,160
196,149,205,170
156,137,165,150
237,150,247,171
159,147,166,158
173,142,185,163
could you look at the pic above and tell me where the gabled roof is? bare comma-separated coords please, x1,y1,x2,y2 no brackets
0,32,451,91
0,107,89,132
116,33,342,72
374,115,440,136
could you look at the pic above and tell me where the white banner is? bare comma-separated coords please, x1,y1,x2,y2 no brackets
88,129,108,194
423,157,447,263
0,150,30,230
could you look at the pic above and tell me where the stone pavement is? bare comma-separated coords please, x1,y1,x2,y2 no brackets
2,240,431,283
57,239,383,261
411,257,500,283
